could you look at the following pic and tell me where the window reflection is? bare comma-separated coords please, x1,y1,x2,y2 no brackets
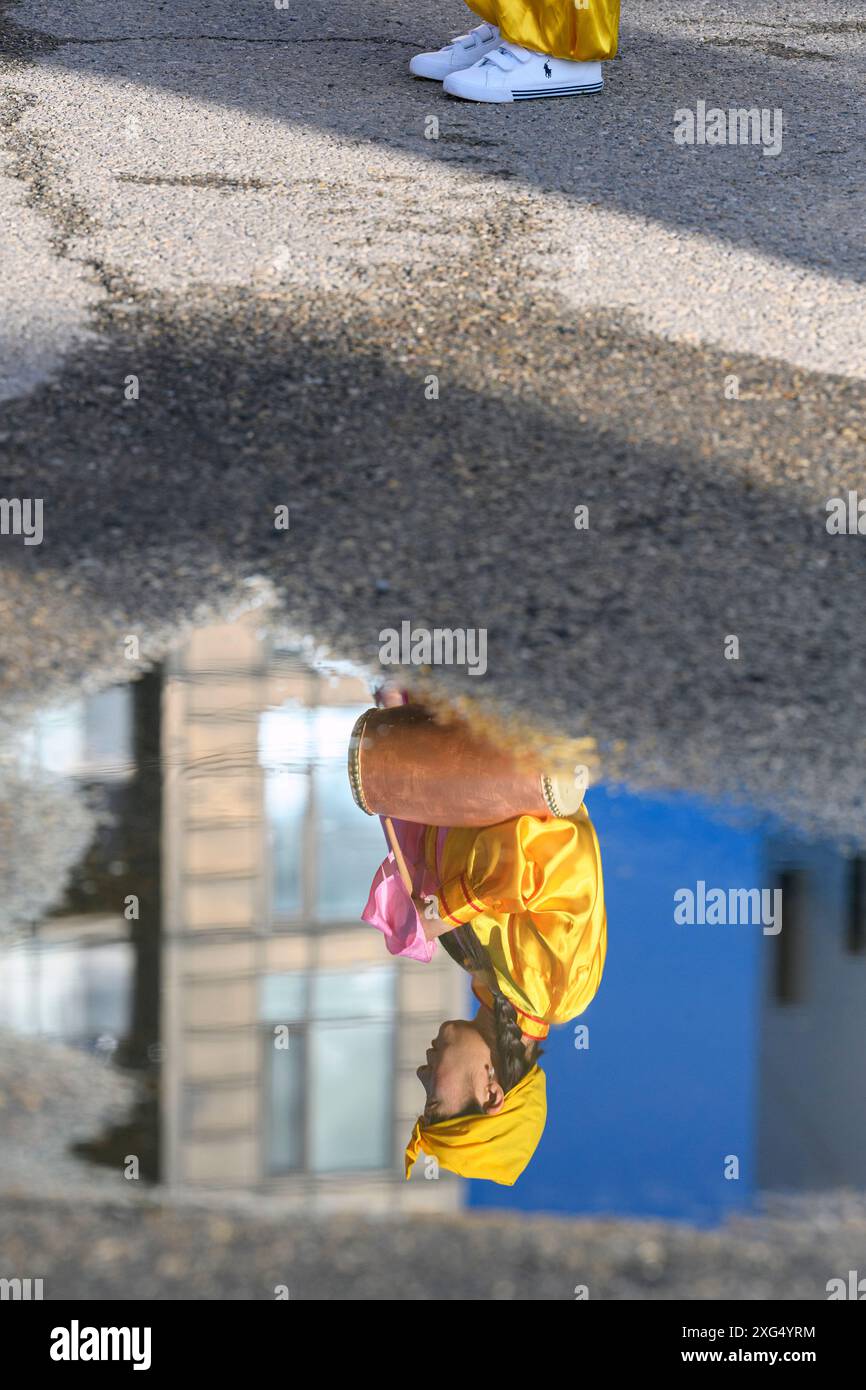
266,1030,305,1174
260,968,394,1174
260,701,384,927
264,769,307,919
846,856,866,955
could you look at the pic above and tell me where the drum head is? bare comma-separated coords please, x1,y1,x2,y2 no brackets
543,770,586,817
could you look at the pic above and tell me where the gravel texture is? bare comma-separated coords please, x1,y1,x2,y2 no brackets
4,1189,866,1300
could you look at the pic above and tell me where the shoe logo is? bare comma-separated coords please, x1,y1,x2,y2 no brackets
543,61,552,77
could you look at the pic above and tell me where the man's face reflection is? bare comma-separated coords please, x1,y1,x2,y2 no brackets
416,1019,505,1123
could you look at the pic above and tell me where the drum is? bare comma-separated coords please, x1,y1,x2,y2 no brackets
348,705,584,826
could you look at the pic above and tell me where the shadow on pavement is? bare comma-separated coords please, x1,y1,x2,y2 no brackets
1,276,864,845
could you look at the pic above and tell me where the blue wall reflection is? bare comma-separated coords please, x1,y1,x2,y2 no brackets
469,786,764,1224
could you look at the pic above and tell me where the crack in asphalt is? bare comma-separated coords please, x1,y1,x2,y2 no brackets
116,172,280,191
8,31,418,49
0,85,97,255
0,6,418,64
676,16,866,34
701,37,838,60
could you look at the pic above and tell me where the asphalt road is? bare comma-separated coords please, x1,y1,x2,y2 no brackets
1,0,865,847
6,1190,866,1299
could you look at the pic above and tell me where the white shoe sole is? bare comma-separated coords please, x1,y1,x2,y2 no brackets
443,72,603,103
513,82,603,100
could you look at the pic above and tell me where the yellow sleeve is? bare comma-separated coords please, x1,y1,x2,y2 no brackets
439,814,607,1025
436,869,488,928
436,816,568,926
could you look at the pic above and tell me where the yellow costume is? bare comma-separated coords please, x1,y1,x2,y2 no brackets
405,1064,547,1185
467,0,620,62
424,806,607,1039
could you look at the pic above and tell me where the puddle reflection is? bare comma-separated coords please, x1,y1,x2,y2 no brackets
2,609,866,1221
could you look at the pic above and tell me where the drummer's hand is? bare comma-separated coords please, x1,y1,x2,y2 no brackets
414,894,456,941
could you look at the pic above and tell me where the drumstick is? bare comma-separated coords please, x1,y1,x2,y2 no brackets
383,816,415,896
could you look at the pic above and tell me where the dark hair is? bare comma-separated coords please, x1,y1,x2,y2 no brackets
439,924,540,1092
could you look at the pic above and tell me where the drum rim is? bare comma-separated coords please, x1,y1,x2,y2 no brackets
348,708,375,815
541,771,584,818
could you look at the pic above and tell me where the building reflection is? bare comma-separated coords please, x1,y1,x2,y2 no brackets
2,613,465,1209
758,835,866,1192
162,614,465,1207
1,679,152,1062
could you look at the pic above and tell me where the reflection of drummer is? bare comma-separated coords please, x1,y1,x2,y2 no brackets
356,690,607,1185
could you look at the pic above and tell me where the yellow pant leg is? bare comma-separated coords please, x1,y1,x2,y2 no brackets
467,0,620,62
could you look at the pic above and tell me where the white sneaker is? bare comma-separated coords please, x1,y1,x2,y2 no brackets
409,22,500,82
442,41,603,102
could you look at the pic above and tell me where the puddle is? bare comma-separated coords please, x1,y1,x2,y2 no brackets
1,605,865,1223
